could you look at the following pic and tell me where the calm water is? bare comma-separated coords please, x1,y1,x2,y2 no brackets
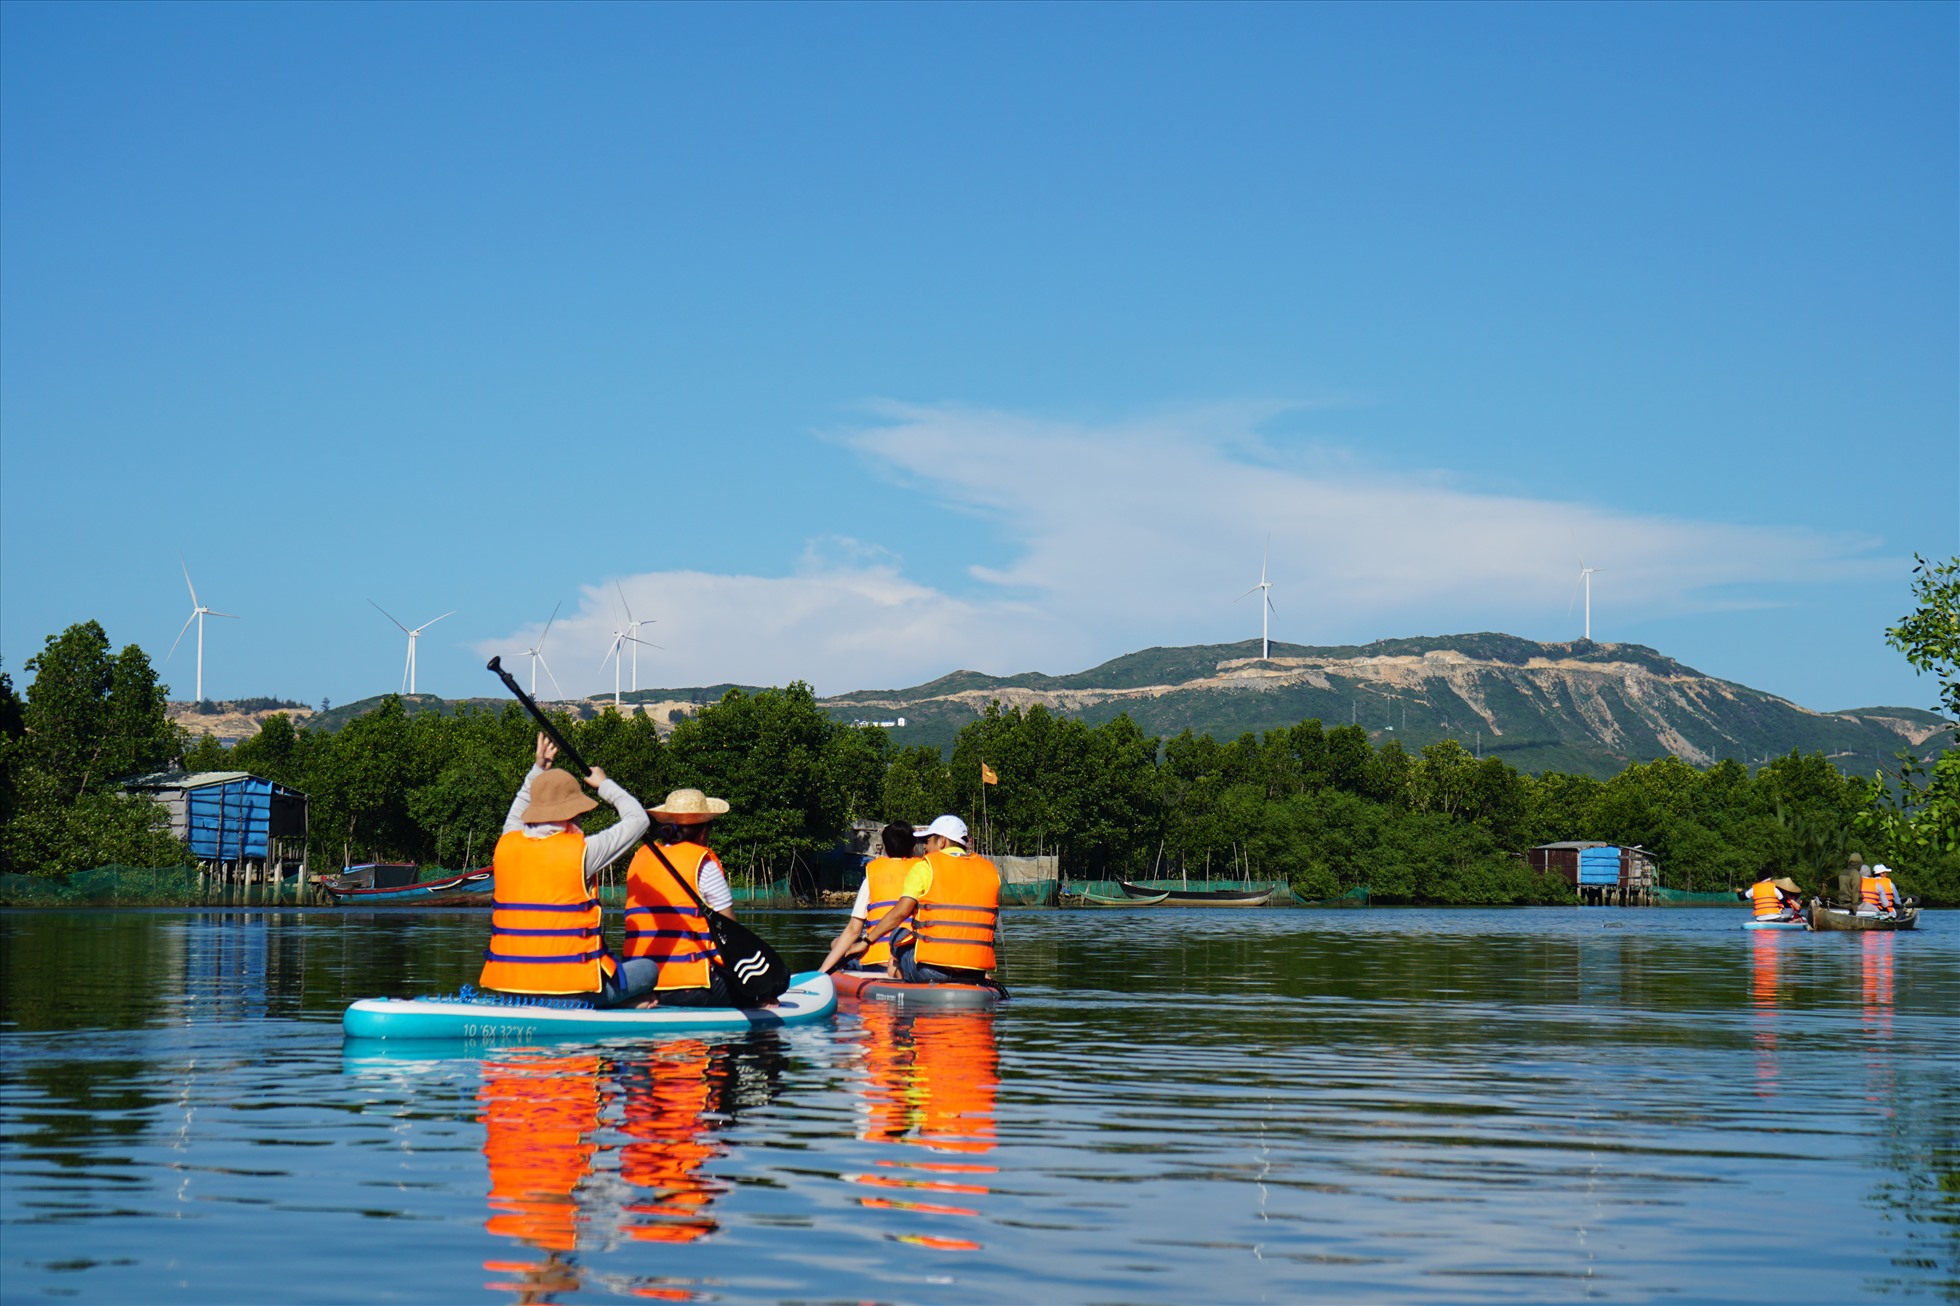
2,907,1955,1304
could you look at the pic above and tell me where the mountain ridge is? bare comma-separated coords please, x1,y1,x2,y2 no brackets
191,633,1953,781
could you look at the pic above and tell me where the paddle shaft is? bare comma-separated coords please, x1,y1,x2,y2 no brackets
485,655,744,969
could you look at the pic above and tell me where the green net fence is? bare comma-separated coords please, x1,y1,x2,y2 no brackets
0,866,315,907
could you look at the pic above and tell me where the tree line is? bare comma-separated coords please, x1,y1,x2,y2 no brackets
2,558,1954,903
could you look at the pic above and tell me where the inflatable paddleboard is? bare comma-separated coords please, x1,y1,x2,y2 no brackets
1741,918,1810,931
343,971,837,1042
831,967,1005,1009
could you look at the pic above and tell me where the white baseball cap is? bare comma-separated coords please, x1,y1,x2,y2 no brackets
920,815,969,847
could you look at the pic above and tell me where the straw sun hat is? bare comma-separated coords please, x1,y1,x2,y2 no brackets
523,770,598,824
648,788,730,824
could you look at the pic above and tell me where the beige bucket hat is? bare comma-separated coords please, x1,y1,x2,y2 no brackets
648,788,730,824
523,770,598,823
1773,877,1803,895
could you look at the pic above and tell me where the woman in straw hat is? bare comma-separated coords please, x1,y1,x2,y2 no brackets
479,733,653,1007
621,788,740,1007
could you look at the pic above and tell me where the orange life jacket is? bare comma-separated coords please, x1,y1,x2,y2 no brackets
1748,879,1786,920
481,830,613,994
860,855,919,966
623,842,721,990
1859,875,1896,911
913,849,1000,972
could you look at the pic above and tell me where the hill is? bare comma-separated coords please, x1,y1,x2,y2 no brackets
821,635,1953,778
216,635,1955,780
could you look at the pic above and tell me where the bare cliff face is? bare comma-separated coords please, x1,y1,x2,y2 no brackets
169,702,315,741
820,636,1953,778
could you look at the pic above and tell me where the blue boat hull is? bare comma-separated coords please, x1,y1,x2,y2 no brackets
343,972,837,1041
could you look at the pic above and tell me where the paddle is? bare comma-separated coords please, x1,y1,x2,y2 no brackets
485,656,792,1006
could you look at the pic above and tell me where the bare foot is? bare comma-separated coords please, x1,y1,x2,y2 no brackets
631,997,661,1009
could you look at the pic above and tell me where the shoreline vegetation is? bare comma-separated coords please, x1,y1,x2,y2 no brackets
2,558,1955,909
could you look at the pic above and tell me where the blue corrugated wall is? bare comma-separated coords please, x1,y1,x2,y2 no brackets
1577,845,1622,886
186,777,273,860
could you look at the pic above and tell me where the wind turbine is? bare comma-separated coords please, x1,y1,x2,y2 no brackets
522,602,565,699
1236,536,1277,660
1569,556,1602,642
600,602,661,707
369,601,454,696
167,556,236,703
615,581,656,693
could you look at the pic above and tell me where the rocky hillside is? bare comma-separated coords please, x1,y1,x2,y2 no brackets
821,634,1953,779
227,634,1954,780
168,699,315,743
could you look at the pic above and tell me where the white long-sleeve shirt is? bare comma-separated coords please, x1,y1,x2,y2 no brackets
502,764,649,877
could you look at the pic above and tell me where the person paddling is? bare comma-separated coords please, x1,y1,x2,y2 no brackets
622,788,740,1007
819,822,923,975
479,733,652,1007
847,815,1002,986
1737,870,1805,923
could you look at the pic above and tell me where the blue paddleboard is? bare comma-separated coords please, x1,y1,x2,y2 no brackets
343,971,837,1042
1741,918,1809,931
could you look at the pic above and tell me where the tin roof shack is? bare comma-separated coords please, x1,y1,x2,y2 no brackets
1529,841,1656,906
126,771,308,884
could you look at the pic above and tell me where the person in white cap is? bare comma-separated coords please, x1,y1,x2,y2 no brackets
849,814,1002,985
1859,863,1901,917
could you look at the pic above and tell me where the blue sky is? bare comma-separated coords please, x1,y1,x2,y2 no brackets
2,2,1954,716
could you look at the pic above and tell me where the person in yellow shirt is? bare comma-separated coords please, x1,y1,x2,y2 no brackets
850,815,1001,986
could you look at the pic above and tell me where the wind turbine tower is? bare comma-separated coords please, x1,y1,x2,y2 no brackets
1571,558,1602,641
522,602,565,699
1236,537,1277,660
168,556,237,703
370,601,454,696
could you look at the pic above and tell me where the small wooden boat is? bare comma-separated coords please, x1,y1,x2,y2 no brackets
830,967,1004,1008
319,866,492,906
1808,906,1919,932
1067,886,1169,907
1120,881,1280,907
343,972,837,1041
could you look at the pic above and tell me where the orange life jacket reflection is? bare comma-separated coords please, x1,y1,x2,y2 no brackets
481,830,612,994
619,1040,725,1244
860,856,919,966
1748,879,1786,920
913,850,1000,971
1859,875,1896,911
623,842,720,989
479,1053,602,1254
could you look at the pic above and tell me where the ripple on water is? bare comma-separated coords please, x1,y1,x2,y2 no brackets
0,907,1955,1302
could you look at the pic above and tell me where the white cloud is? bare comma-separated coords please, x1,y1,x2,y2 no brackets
477,403,1889,696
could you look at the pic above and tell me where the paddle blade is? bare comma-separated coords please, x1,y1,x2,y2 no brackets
709,915,791,1005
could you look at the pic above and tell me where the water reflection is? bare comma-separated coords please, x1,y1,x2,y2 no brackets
474,1038,785,1303
848,1004,999,1252
1749,932,1782,1095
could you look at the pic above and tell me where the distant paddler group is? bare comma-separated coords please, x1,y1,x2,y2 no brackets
817,816,1006,991
1737,853,1914,932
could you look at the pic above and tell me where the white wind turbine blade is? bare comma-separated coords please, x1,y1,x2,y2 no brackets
181,556,200,609
539,601,561,648
1261,534,1271,585
1265,593,1277,615
601,632,624,666
369,599,411,634
538,653,565,700
616,580,636,627
622,634,662,650
1235,584,1262,602
206,610,239,619
414,610,456,635
168,610,198,660
1567,573,1583,616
